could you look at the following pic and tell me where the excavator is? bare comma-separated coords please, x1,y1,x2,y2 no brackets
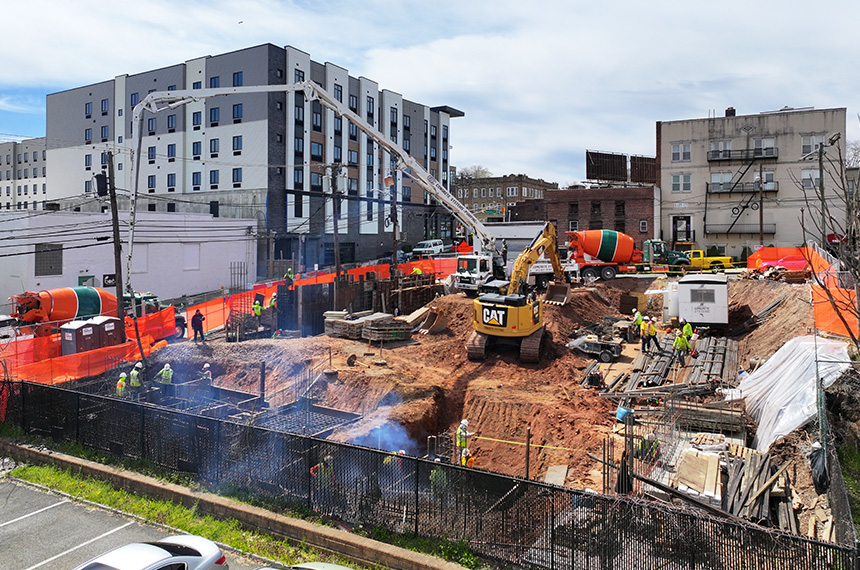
466,222,571,363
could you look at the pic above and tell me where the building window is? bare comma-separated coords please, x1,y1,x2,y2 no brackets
312,110,322,131
210,107,220,124
193,81,201,90
295,105,305,123
167,144,176,159
334,116,342,134
192,171,201,188
402,185,411,201
334,84,342,102
295,69,305,82
167,114,176,130
615,201,625,216
311,172,323,191
232,103,242,121
671,142,691,162
100,125,109,140
232,135,242,152
147,203,156,212
130,93,139,106
569,220,579,232
754,137,775,157
333,146,342,162
294,137,304,153
210,170,219,185
672,173,692,193
209,76,220,88
709,139,731,159
101,152,108,165
348,150,358,165
166,202,176,212
85,102,92,116
192,111,201,127
147,146,156,161
294,167,304,187
192,141,201,157
167,85,176,91
349,122,358,140
101,99,109,114
640,220,648,233
232,71,243,86
802,134,825,155
366,96,374,121
311,142,323,161
232,168,242,185
147,175,156,189
802,168,820,189
85,128,92,142
85,154,92,168
710,172,732,191
167,173,176,188
210,138,219,155
590,201,601,214
147,118,156,133
35,243,63,276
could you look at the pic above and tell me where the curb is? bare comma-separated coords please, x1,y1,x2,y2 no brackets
0,440,466,570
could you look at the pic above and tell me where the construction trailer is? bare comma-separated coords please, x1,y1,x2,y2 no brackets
676,274,729,326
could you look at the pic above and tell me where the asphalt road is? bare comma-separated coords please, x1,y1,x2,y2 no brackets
0,479,270,570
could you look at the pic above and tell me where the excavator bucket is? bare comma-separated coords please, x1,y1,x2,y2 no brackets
544,281,571,306
419,306,448,334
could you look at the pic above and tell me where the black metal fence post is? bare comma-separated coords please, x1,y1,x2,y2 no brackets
414,458,419,535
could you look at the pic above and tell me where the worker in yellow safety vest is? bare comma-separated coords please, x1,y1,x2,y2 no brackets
116,372,127,397
155,363,173,384
252,300,262,316
640,317,655,353
200,363,212,385
268,294,277,309
129,362,142,388
672,330,691,367
411,267,422,275
455,419,475,460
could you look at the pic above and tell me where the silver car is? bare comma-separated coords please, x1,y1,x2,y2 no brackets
72,534,228,570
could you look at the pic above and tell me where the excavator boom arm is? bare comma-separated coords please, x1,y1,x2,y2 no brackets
507,222,566,295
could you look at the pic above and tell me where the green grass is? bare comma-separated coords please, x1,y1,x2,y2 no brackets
837,445,860,530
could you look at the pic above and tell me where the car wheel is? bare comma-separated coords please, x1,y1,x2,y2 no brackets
175,324,186,339
599,350,613,363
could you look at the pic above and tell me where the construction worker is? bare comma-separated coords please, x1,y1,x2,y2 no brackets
460,448,475,468
310,455,337,515
411,266,423,275
430,457,448,503
681,318,694,352
252,300,262,317
455,419,475,460
635,433,661,461
155,363,173,384
640,316,653,353
200,363,212,385
116,372,127,397
672,329,691,367
632,308,643,340
129,362,143,388
268,293,277,309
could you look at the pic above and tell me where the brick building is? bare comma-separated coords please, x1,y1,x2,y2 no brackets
454,174,557,223
508,185,656,248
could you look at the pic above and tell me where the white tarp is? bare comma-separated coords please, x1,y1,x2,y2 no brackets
732,335,850,452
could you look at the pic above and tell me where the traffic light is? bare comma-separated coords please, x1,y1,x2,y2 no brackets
95,173,109,197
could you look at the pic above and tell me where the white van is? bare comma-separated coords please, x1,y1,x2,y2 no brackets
0,315,19,344
412,239,448,256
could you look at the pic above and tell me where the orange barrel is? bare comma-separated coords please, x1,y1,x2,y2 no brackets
570,230,637,264
41,287,118,323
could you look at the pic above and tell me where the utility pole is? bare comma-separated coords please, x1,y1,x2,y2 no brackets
389,174,399,272
101,151,126,343
758,163,764,247
330,165,342,309
819,142,826,247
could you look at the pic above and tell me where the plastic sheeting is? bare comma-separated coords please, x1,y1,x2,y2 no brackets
730,335,850,452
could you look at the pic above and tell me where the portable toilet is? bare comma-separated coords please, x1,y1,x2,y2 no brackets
88,315,122,347
61,320,101,355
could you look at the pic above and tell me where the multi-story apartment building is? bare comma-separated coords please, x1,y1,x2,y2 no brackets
45,43,461,270
454,174,557,224
656,106,847,257
508,185,656,248
0,138,48,211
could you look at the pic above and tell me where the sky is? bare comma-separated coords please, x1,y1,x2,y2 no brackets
2,0,859,186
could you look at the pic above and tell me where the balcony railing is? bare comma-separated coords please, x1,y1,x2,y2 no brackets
707,147,779,161
706,181,779,194
705,223,776,235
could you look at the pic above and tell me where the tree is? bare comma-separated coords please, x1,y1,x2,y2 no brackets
456,165,493,180
846,140,860,168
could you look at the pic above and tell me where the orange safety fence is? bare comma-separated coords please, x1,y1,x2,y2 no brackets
811,284,858,339
1,306,176,383
745,247,805,269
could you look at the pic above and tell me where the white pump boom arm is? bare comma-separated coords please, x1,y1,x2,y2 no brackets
128,82,496,298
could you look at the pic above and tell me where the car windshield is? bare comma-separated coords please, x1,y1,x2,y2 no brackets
416,241,434,248
457,258,478,274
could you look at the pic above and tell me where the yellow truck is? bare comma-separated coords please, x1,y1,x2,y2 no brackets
687,250,733,271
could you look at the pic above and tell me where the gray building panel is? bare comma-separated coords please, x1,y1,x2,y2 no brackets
47,80,115,150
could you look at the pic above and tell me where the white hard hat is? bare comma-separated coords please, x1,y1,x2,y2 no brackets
398,449,406,455
120,372,127,378
135,362,143,368
632,308,639,314
645,433,656,441
203,363,210,369
643,316,650,321
460,419,468,427
462,448,470,456
163,364,171,370
680,318,687,323
434,457,441,463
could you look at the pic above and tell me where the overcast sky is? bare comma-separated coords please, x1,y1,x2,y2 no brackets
2,0,858,185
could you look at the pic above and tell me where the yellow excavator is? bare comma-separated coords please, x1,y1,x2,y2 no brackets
466,222,571,362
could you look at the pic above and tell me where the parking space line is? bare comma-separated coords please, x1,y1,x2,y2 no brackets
0,499,67,528
24,521,135,570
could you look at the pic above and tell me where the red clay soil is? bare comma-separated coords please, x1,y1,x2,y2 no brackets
153,278,817,490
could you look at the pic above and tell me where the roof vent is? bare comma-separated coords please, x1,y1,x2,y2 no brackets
725,107,736,117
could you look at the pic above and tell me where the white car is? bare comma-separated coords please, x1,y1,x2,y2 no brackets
412,239,448,257
72,534,228,570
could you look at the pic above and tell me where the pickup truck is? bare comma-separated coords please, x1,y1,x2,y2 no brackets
687,250,733,271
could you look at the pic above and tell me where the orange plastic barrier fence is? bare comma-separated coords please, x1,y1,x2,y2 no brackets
746,247,805,269
812,284,858,339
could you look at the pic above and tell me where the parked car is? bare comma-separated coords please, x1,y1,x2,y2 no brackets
72,534,228,570
760,254,809,271
412,239,449,257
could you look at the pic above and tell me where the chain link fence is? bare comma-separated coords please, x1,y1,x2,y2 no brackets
2,380,856,570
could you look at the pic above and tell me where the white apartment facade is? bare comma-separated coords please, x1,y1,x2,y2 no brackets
656,106,847,257
44,43,462,271
0,138,48,211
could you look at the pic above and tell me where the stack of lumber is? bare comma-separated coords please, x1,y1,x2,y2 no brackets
324,311,385,339
361,313,413,341
722,452,798,532
674,449,722,503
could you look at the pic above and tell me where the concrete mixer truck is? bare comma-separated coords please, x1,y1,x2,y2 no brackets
526,230,690,283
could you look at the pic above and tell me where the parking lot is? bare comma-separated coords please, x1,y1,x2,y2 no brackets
0,480,265,570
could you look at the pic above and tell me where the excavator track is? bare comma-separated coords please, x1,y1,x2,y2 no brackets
519,327,544,363
466,330,489,360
